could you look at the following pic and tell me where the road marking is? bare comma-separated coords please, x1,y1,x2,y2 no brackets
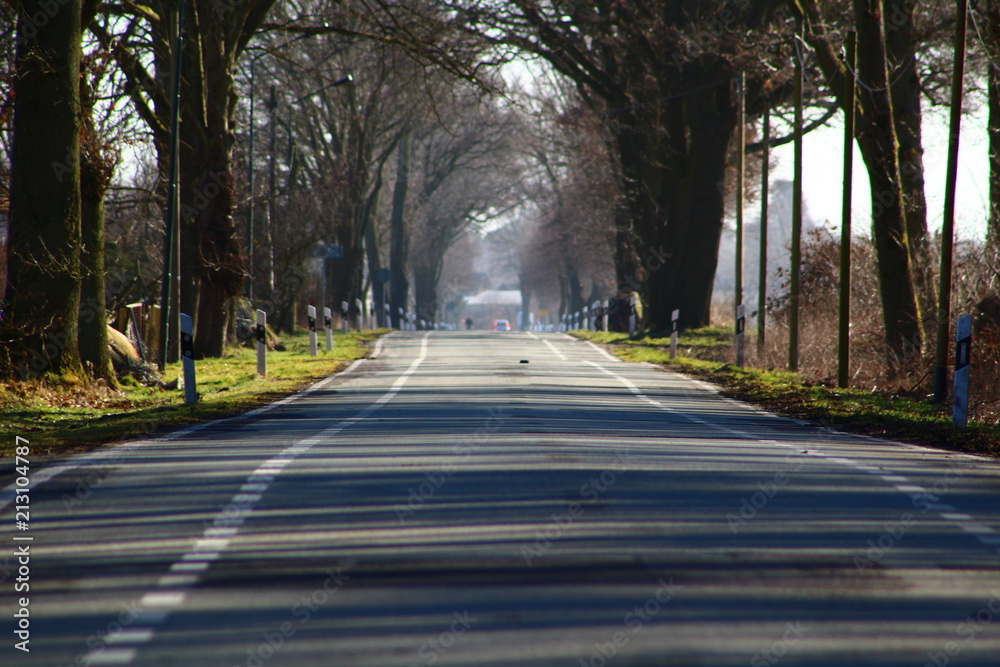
584,360,757,441
105,629,155,644
0,336,389,515
580,339,622,363
542,339,568,361
77,333,431,665
192,538,231,551
140,591,187,607
958,523,995,534
583,356,1000,565
370,332,395,359
86,648,138,665
158,574,199,587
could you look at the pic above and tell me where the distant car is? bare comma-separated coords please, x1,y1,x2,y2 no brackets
493,319,511,331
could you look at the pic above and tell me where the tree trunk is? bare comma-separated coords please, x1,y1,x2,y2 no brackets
194,282,229,358
328,247,365,317
1,0,85,380
178,43,245,357
140,0,258,358
885,0,937,329
616,74,736,333
79,118,119,386
794,0,924,363
389,133,410,328
366,221,388,326
855,0,922,363
519,281,532,331
987,0,1000,287
563,259,584,317
413,263,442,327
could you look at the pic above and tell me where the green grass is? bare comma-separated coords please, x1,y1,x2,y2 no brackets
581,327,732,353
572,329,999,458
1,330,388,459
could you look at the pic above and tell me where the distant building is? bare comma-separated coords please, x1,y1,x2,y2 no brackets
715,179,819,307
462,289,522,328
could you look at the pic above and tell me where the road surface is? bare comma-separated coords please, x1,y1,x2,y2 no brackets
2,331,999,666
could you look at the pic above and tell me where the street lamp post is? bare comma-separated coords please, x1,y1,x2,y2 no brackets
158,0,185,370
243,29,330,301
245,51,269,300
284,75,353,312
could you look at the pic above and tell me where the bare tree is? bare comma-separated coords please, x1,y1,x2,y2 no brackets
790,0,960,363
263,33,425,329
406,89,527,326
979,0,1000,285
520,91,618,321
94,0,280,358
439,1,797,332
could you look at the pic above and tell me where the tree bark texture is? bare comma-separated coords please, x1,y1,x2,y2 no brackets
1,0,85,379
795,0,925,363
78,103,119,385
884,0,937,330
854,0,923,362
615,68,737,332
987,0,1000,286
389,133,410,328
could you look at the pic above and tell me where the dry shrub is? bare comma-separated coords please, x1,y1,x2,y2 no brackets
753,230,1000,425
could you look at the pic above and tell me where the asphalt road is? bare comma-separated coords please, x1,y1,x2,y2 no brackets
2,331,1000,667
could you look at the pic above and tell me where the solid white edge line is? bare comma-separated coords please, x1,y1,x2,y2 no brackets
581,339,622,363
84,648,138,665
370,331,397,359
542,339,568,361
585,355,1000,555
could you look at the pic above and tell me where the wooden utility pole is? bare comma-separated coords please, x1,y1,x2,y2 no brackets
790,30,804,372
158,0,184,369
757,107,770,358
735,72,746,321
838,31,857,389
933,0,968,403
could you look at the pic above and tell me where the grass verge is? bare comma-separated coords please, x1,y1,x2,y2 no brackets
1,330,388,460
572,329,999,458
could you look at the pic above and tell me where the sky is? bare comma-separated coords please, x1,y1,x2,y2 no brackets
508,55,993,244
768,99,991,241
